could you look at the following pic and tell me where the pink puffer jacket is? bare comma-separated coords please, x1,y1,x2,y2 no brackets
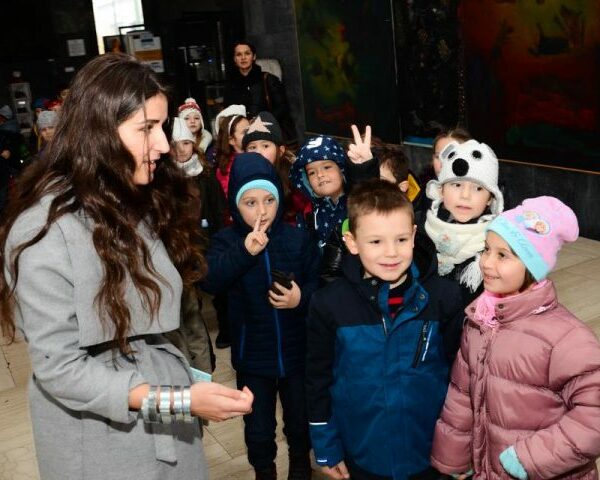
431,280,600,480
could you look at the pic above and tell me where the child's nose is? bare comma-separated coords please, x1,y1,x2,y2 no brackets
460,185,471,198
480,253,493,270
384,242,398,256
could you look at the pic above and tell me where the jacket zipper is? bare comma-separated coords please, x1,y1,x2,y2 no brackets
412,320,430,368
264,249,285,376
381,315,388,336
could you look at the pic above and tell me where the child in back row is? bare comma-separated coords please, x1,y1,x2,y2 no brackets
163,117,225,373
432,196,600,480
243,111,311,226
290,126,378,283
178,97,213,153
203,153,320,480
425,139,504,312
375,141,427,224
306,179,464,480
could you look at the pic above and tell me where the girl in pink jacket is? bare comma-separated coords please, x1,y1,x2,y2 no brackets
431,196,600,480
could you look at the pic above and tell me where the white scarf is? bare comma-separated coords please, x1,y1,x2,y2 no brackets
177,153,204,177
424,209,491,292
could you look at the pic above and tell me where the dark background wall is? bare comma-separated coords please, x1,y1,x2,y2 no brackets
0,0,597,239
242,0,305,142
0,0,98,102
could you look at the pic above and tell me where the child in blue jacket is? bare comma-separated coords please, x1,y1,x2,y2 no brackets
306,179,464,480
203,152,320,480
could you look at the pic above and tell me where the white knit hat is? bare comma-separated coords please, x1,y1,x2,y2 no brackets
177,97,204,129
37,110,58,130
426,139,504,215
214,104,247,136
171,117,195,143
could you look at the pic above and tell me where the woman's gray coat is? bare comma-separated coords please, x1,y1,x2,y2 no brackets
5,195,208,480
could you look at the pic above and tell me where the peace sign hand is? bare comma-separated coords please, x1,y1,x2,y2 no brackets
347,125,373,164
244,215,269,256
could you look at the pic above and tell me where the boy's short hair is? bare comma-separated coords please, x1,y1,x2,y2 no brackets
376,145,409,184
348,179,414,234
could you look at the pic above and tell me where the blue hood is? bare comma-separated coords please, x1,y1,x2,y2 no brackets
228,152,285,233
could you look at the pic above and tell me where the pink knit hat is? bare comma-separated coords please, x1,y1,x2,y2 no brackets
487,196,579,280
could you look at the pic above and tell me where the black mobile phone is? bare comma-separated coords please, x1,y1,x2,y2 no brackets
270,269,294,294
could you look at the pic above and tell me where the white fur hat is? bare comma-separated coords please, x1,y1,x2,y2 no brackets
177,97,204,129
214,104,247,136
426,139,504,215
171,117,195,143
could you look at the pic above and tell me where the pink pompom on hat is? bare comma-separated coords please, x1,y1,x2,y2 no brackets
177,97,204,128
487,196,579,281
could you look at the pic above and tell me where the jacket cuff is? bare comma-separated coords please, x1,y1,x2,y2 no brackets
309,421,345,467
500,446,528,480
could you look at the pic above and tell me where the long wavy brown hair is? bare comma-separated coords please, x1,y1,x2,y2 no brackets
0,54,206,354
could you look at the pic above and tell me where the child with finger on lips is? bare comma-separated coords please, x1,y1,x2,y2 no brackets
202,152,320,480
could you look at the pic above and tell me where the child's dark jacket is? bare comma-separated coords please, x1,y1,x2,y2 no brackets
203,153,320,378
306,234,464,479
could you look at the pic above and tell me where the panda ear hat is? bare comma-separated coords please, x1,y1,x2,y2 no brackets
426,139,504,216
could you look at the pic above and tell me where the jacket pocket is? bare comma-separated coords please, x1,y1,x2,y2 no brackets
412,320,432,368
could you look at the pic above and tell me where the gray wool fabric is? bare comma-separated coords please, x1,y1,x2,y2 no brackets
5,195,208,480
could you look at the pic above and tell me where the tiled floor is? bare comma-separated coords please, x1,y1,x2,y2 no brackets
1,237,600,480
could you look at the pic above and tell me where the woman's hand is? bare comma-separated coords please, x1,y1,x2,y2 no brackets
268,280,301,309
190,383,253,422
347,124,373,164
244,215,269,256
321,461,350,479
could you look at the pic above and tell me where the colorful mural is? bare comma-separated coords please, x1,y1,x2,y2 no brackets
295,0,399,142
460,0,600,171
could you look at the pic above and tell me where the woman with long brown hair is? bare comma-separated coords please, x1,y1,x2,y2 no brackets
0,53,253,480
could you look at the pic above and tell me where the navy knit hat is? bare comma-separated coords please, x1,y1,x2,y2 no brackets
290,135,347,199
242,111,283,150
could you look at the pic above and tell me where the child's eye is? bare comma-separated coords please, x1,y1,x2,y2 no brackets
476,186,484,192
498,252,506,259
307,170,315,176
247,145,256,151
369,240,380,244
245,201,255,207
324,165,332,170
266,197,275,204
397,238,408,243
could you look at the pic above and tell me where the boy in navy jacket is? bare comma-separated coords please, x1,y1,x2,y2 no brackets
203,153,320,480
306,179,464,480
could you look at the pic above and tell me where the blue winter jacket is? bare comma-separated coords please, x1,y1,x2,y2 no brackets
306,237,464,479
203,153,320,377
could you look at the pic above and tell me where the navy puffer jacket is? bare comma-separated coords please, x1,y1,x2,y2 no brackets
203,153,320,377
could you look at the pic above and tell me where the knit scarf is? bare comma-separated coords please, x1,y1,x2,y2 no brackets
473,290,503,329
424,209,490,292
176,153,204,177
